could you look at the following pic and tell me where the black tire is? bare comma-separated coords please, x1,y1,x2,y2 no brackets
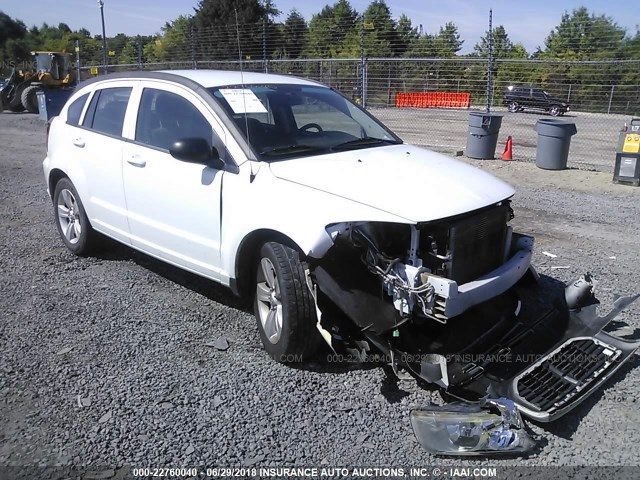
9,83,28,112
253,242,322,363
549,105,561,117
53,178,99,256
508,101,519,113
8,102,25,113
21,85,39,113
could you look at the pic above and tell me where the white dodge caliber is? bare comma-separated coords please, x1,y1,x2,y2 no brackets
43,70,537,381
44,70,640,429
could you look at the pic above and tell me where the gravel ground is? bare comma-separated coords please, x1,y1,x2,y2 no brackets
1,112,639,475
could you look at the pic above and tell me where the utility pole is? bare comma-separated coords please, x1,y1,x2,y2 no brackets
98,0,108,74
75,40,81,85
262,15,268,73
360,20,365,106
137,39,142,70
190,17,196,70
486,9,493,113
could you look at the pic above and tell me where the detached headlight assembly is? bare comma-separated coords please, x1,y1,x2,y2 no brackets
410,398,536,456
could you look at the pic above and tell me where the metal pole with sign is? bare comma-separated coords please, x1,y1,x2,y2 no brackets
75,40,81,85
98,0,108,74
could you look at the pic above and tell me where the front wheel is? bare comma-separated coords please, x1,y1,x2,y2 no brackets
507,101,520,113
549,105,561,116
53,178,99,256
253,242,322,363
21,85,39,113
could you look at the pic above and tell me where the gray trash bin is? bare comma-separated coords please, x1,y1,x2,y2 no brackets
466,112,503,159
535,119,577,170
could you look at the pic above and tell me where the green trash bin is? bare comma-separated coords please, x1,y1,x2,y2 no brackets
535,119,577,170
466,112,503,159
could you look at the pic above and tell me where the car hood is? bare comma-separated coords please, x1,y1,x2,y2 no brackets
268,144,515,223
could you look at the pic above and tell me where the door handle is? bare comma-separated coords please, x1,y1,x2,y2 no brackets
127,155,146,168
72,138,85,148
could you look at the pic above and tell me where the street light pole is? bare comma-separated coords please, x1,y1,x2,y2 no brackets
98,0,108,74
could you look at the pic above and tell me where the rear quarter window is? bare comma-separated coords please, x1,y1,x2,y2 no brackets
82,87,132,137
66,93,90,126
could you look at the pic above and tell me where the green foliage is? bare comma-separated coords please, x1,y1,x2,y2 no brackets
303,0,358,58
193,0,267,60
543,7,626,60
434,22,463,57
271,9,307,59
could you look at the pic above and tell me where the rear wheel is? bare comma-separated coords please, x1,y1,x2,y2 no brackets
508,101,520,113
253,242,322,363
21,85,39,113
53,178,99,256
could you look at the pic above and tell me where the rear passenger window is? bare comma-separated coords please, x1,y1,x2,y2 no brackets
135,88,213,151
66,93,89,126
83,87,132,136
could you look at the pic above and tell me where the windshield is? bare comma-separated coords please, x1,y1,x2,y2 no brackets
208,84,401,160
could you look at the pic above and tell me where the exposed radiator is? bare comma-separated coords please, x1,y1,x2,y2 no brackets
446,205,509,284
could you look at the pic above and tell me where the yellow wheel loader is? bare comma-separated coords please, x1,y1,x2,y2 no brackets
0,51,75,114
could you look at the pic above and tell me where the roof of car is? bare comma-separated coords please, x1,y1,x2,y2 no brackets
159,69,322,88
79,69,324,90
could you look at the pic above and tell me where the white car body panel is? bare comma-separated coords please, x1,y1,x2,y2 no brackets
268,144,515,223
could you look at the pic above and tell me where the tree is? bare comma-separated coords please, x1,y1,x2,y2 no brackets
0,11,30,66
473,25,526,58
193,0,267,60
396,14,417,56
542,7,626,60
433,22,463,57
304,0,358,58
362,0,397,57
276,9,307,59
144,16,190,63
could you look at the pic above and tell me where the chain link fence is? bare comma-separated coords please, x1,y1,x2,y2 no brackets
75,16,640,173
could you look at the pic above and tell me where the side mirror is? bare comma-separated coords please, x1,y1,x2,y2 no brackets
169,137,224,169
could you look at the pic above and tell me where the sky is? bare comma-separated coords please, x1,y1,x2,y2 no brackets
2,0,639,54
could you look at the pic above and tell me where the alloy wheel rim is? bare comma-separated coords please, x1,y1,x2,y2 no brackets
57,189,82,245
256,257,283,344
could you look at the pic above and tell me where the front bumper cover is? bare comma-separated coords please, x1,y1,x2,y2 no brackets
405,293,640,422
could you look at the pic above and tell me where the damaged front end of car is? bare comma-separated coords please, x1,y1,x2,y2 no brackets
303,200,639,454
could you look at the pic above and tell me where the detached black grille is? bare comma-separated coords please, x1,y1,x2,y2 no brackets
447,205,509,284
517,338,619,412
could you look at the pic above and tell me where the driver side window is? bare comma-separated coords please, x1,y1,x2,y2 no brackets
135,88,213,151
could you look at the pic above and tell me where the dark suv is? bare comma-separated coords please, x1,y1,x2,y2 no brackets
503,86,569,116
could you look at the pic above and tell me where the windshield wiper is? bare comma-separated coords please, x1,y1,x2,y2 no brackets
259,144,328,158
330,137,398,151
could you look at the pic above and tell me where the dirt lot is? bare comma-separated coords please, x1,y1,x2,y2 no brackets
1,111,639,476
373,107,631,172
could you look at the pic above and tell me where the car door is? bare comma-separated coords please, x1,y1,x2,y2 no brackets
74,82,136,243
531,89,546,110
121,83,226,280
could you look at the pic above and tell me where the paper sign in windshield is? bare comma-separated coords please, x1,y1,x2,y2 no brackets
219,89,267,114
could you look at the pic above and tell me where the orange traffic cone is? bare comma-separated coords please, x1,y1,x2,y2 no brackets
501,136,513,161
